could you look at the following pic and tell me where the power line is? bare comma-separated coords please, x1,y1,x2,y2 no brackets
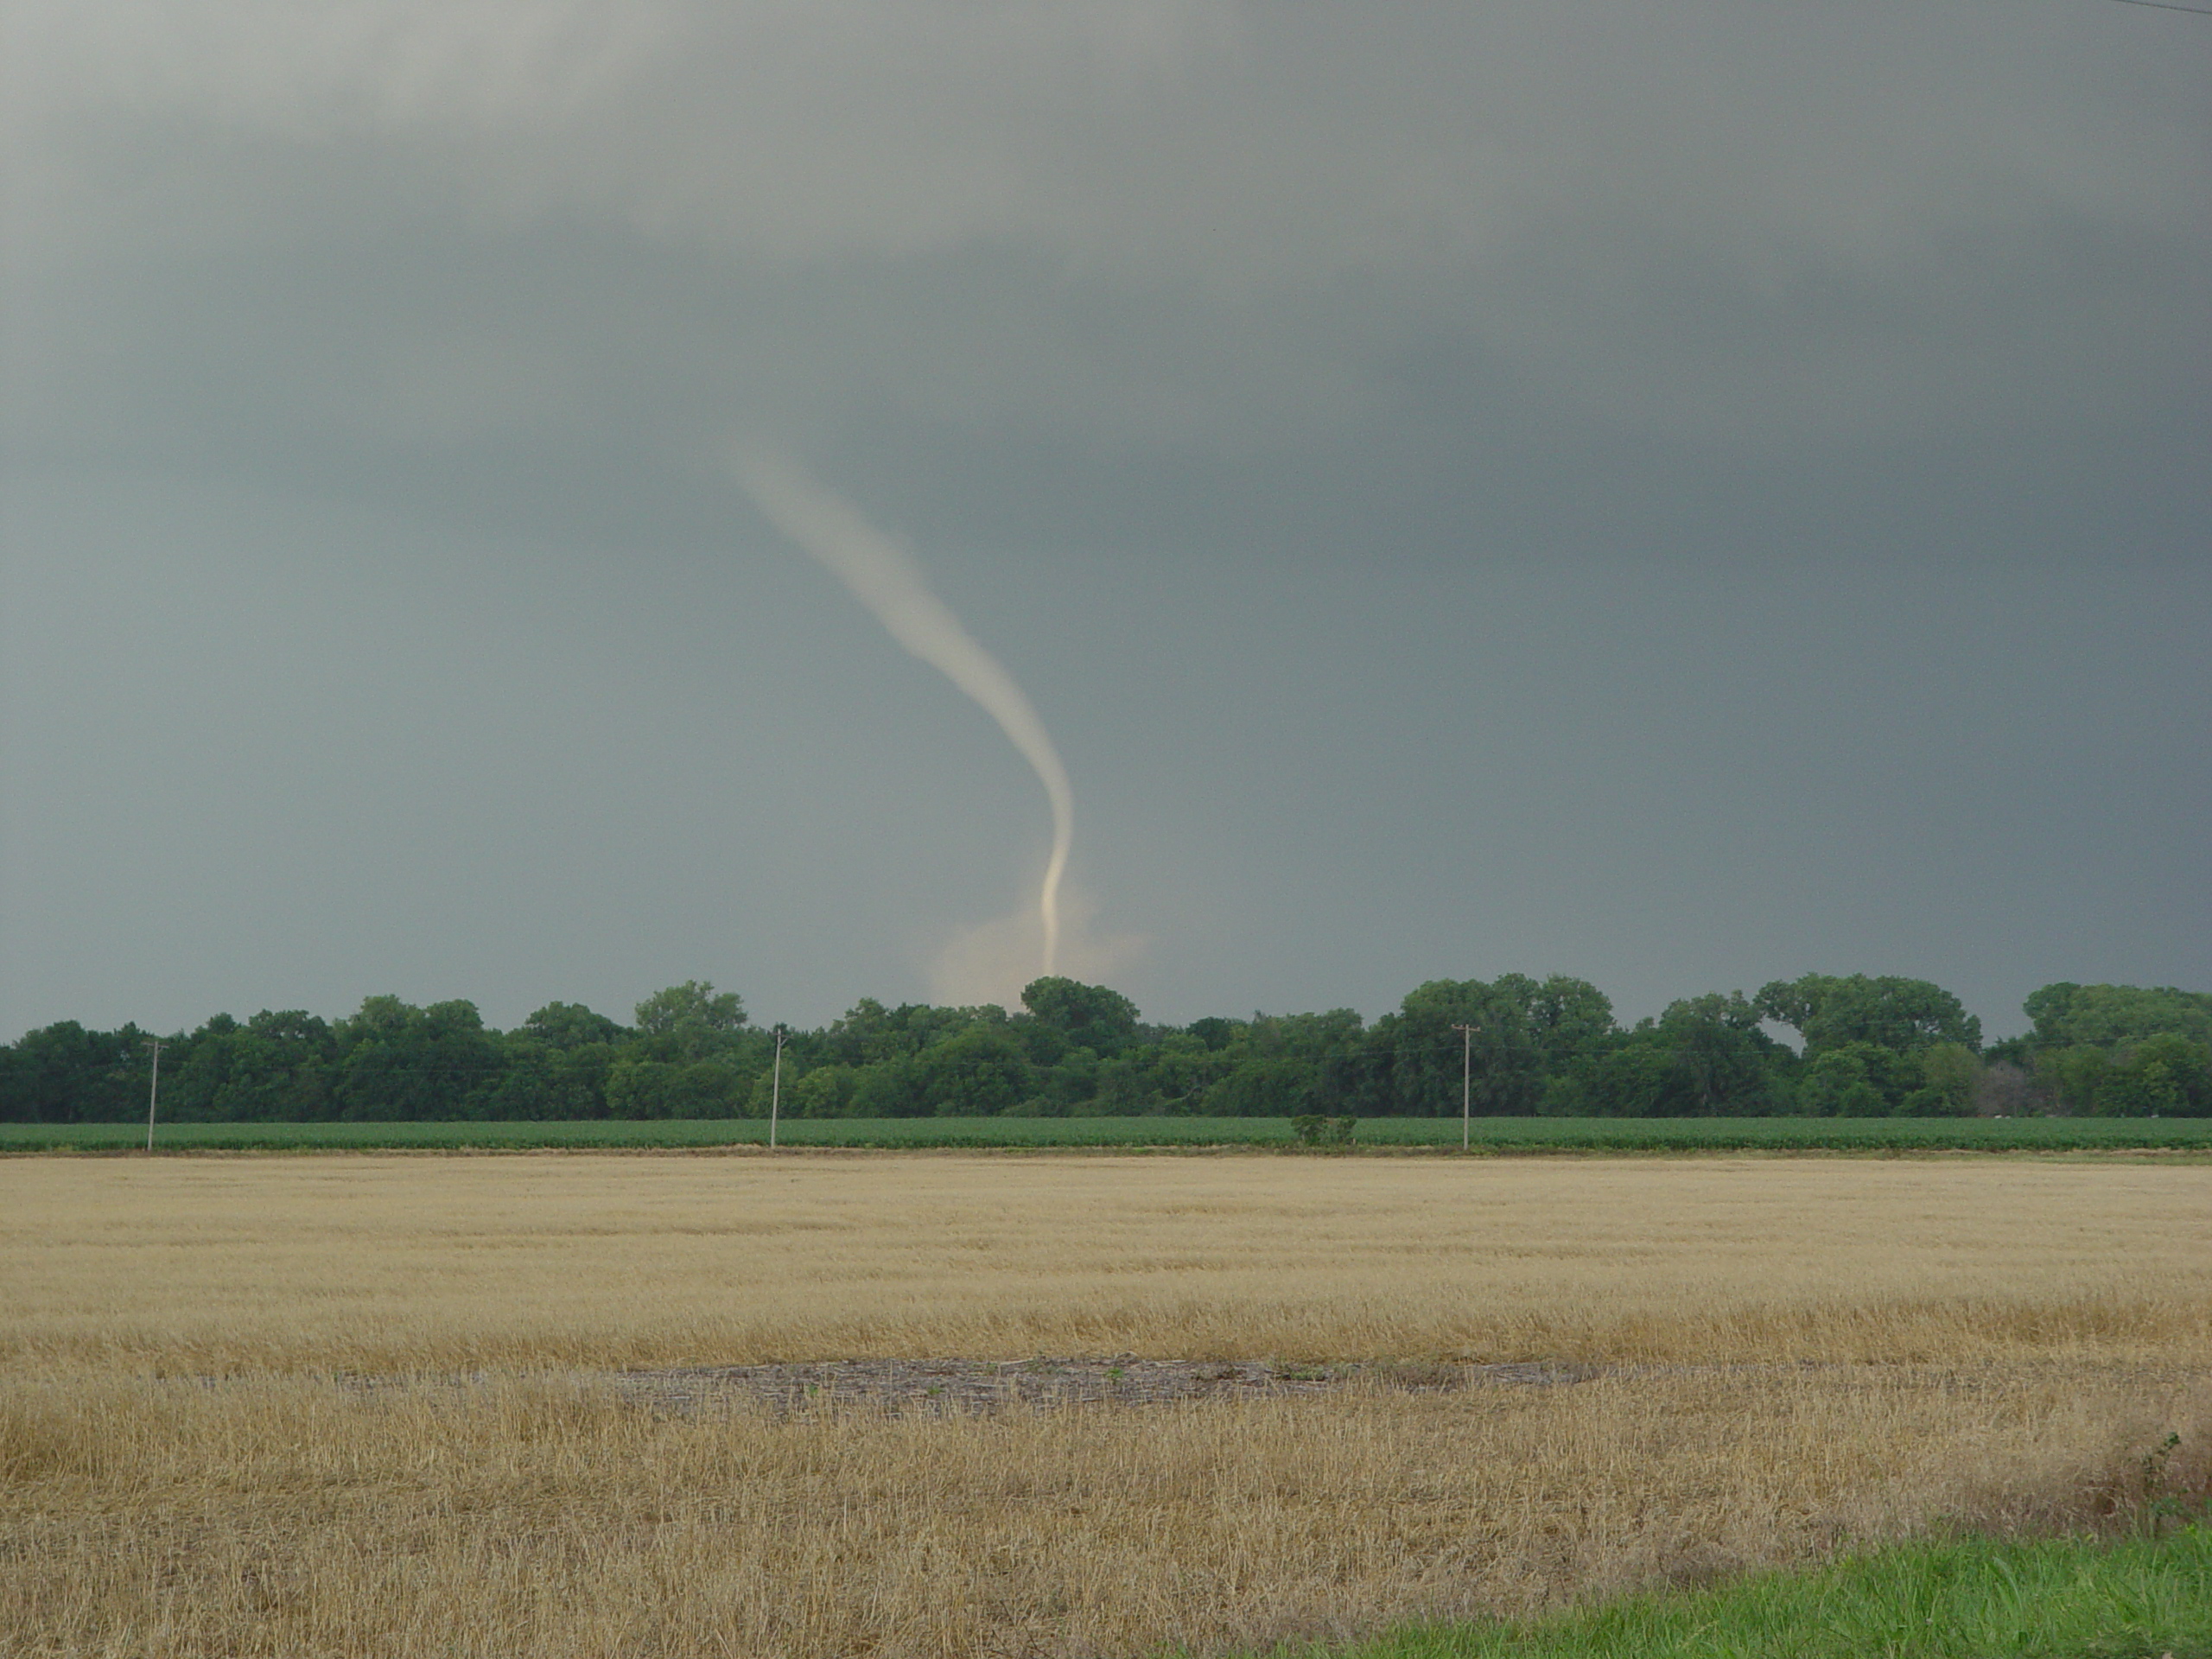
2107,0,2212,15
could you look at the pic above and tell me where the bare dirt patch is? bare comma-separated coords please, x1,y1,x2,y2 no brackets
604,1355,1597,1414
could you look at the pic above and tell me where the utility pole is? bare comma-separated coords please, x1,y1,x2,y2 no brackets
1450,1023,1478,1151
143,1037,165,1153
768,1025,786,1151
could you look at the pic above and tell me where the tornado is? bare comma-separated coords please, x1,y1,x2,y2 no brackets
734,447,1075,981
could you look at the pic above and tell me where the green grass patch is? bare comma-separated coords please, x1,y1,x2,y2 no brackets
3,1116,2210,1154
1297,1527,2212,1659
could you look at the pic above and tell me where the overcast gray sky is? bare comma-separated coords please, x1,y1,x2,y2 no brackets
4,0,2208,1040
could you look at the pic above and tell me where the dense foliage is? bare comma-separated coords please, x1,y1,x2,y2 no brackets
3,974,2206,1124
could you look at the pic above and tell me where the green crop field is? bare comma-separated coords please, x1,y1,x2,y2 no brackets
4,1115,2209,1154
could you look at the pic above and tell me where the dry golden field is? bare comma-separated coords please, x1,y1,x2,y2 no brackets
4,1152,2209,1657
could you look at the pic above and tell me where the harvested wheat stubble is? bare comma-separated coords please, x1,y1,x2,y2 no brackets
7,1154,2209,1372
6,1154,2211,1657
6,1363,2207,1659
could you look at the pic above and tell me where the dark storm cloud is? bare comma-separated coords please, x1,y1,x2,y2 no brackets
10,0,2207,519
3,1,2208,1036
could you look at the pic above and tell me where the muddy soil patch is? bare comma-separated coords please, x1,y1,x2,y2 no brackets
603,1356,1599,1415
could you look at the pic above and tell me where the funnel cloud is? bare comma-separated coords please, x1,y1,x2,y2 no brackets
734,448,1077,997
1,3,2203,1041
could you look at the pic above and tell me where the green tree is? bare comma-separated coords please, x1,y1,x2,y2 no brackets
169,1010,336,1120
1757,974,1980,1056
1020,977,1141,1058
632,982,747,1064
1898,1041,1980,1116
2036,1045,2110,1116
913,1024,1033,1116
2022,983,2212,1052
789,1064,858,1117
1205,1055,1320,1116
1187,1017,1243,1052
1139,1031,1217,1113
334,997,505,1120
1796,1046,1887,1116
481,1038,614,1119
607,1057,748,1118
2097,1033,2212,1117
823,998,905,1066
0,1021,150,1122
524,1002,628,1051
848,1056,928,1117
1567,993,1795,1117
1362,975,1616,1116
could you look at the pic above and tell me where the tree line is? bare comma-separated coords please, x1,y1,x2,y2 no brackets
2,974,2207,1125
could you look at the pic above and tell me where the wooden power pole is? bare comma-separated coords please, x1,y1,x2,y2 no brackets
143,1037,165,1153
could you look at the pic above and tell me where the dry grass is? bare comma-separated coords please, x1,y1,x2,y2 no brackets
7,1364,2205,1659
4,1153,2209,1657
4,1153,2209,1372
